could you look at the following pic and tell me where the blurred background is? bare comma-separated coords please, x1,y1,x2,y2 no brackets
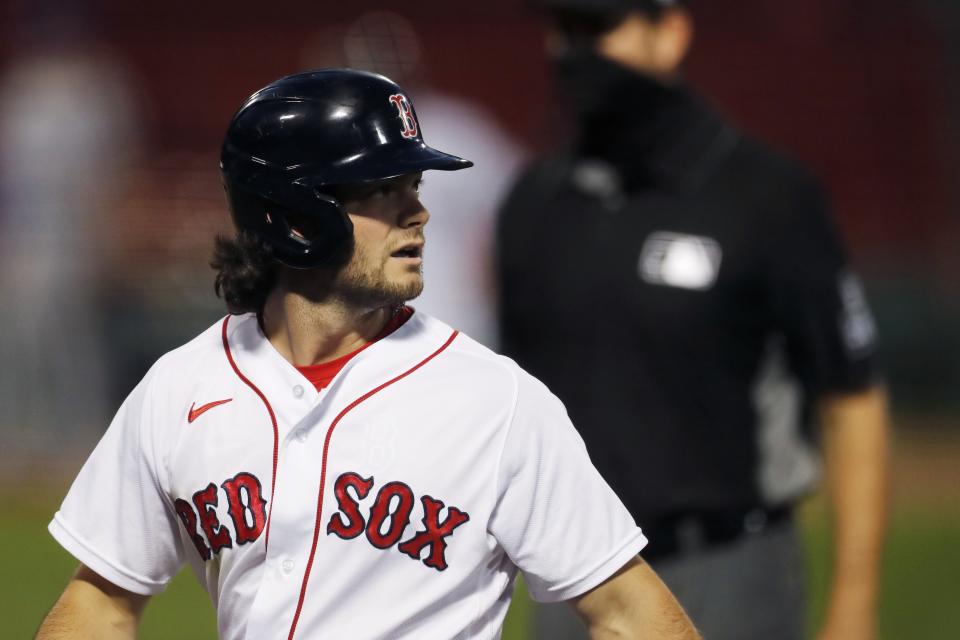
1,0,957,637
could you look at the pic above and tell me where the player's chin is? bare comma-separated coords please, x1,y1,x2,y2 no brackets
384,270,424,301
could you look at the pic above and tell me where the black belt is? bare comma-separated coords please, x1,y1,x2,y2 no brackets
641,506,793,562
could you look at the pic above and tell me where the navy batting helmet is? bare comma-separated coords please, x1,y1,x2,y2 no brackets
220,69,473,269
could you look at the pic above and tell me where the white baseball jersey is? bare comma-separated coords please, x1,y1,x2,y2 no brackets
50,311,647,639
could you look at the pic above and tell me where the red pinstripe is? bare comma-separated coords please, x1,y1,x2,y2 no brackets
222,316,280,550
287,329,459,639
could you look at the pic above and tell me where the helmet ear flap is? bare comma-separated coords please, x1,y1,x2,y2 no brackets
222,177,353,269
263,201,316,247
264,191,351,248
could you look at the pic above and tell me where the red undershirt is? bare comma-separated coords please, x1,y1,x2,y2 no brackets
294,306,414,392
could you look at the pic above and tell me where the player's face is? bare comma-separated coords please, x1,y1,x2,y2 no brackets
329,172,429,308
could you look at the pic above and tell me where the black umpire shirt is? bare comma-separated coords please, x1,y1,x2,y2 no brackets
496,53,880,531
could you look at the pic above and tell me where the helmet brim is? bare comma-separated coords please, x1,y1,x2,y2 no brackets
297,142,473,188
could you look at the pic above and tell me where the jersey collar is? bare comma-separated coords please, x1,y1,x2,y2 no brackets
222,311,455,432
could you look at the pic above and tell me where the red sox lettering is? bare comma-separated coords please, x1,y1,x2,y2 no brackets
174,471,268,561
327,471,470,571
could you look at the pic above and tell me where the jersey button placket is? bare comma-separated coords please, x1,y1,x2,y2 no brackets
290,384,312,443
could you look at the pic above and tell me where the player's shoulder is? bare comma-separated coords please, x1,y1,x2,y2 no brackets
415,311,559,407
133,314,241,399
415,311,517,377
152,315,232,369
100,316,239,441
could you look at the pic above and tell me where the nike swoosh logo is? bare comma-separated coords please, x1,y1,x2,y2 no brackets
188,398,233,424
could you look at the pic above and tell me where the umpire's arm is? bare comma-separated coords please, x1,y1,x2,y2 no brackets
36,564,148,639
571,556,701,640
817,386,891,640
766,170,891,640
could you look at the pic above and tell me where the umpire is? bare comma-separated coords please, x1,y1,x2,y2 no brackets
496,1,891,639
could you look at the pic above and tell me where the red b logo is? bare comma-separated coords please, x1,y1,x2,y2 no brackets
389,94,418,139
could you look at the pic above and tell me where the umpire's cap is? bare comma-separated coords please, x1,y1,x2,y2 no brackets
220,69,472,269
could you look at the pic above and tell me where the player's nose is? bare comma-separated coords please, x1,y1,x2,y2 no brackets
399,197,430,230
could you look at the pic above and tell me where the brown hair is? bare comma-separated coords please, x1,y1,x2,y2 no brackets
211,231,277,314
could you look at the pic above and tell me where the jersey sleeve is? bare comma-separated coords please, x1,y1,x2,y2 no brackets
488,369,647,603
764,174,881,393
48,364,186,595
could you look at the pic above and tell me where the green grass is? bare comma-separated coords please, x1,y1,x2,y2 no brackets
9,493,959,639
801,505,960,639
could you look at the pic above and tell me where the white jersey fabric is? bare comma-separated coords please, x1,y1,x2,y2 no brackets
50,311,646,639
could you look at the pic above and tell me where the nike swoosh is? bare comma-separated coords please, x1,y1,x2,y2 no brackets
188,398,233,424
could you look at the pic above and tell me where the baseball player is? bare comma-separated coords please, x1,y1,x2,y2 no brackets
37,70,700,639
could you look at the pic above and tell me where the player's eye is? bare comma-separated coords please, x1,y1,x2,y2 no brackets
359,183,392,200
355,176,421,202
